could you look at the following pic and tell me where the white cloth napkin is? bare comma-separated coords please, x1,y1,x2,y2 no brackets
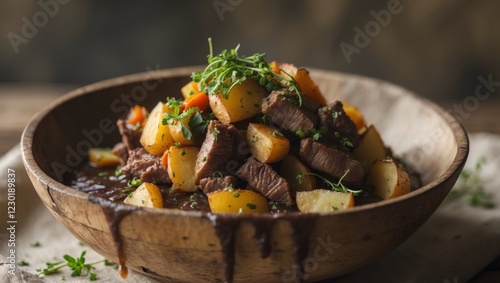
1,133,499,283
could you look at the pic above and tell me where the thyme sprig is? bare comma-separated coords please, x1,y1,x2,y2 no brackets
192,38,302,105
36,251,104,281
297,169,363,196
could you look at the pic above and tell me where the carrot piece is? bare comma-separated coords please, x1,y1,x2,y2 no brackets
343,102,367,132
127,105,147,125
270,61,280,74
183,91,210,112
161,151,169,167
280,63,327,106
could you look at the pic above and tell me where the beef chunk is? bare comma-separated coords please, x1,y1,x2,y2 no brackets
121,148,170,184
236,157,294,205
299,138,365,187
117,119,142,150
195,120,234,184
261,89,319,134
112,142,128,165
199,176,238,194
318,101,360,149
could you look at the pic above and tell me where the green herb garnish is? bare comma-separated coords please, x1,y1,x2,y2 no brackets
127,177,142,188
192,38,302,105
297,169,363,195
36,251,103,281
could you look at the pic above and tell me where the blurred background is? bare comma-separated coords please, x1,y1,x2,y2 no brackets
1,0,499,100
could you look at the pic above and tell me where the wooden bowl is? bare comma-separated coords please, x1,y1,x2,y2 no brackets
21,67,468,283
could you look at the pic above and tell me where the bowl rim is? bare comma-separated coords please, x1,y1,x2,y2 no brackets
21,66,470,219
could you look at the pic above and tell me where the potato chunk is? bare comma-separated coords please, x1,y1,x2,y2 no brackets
296,189,354,212
280,63,327,106
123,182,163,208
247,123,290,163
88,148,121,168
208,189,269,214
140,102,175,155
209,79,266,123
167,146,200,192
280,155,316,193
367,159,411,199
353,125,387,170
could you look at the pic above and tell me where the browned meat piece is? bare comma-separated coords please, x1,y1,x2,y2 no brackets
299,138,365,187
117,119,142,150
121,148,170,184
318,101,360,150
195,120,234,184
236,157,294,205
261,89,319,134
112,142,128,165
199,176,238,194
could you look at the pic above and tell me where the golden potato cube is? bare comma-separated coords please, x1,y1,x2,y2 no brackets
140,102,175,156
296,189,354,212
88,148,121,168
367,159,411,200
208,189,269,214
123,182,163,208
167,146,200,192
247,123,290,163
353,125,387,169
280,155,316,193
209,79,266,124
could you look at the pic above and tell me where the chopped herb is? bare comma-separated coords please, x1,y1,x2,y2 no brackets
188,112,208,136
260,114,271,124
127,192,133,198
332,206,338,211
18,260,30,266
295,128,306,138
331,111,339,119
192,38,302,105
202,156,207,162
31,241,41,247
227,183,234,190
127,177,142,188
162,98,199,141
181,150,186,156
174,142,181,147
122,188,131,194
97,171,108,177
246,203,257,210
233,192,240,198
211,127,220,142
311,126,328,141
334,132,354,150
190,201,198,209
271,202,278,210
132,122,142,130
272,130,284,137
114,167,123,177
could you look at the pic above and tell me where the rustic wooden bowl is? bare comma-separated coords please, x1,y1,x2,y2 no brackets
21,67,468,283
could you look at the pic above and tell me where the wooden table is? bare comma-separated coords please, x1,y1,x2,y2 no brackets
1,84,499,281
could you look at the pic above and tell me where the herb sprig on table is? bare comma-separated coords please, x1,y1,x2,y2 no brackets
446,157,494,208
36,251,111,281
192,38,302,104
